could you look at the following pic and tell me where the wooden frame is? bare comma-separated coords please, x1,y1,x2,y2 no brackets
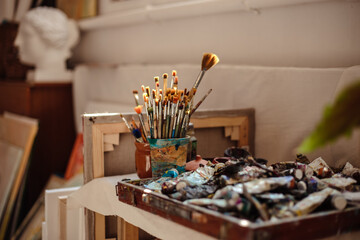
0,112,38,239
82,108,255,240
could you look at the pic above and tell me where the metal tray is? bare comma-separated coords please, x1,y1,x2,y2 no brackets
116,179,360,240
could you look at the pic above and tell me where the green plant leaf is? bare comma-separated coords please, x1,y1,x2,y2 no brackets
298,80,360,153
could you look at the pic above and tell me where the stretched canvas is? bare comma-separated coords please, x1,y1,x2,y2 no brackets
0,140,23,219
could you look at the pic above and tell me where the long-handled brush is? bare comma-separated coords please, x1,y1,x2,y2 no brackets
188,53,219,103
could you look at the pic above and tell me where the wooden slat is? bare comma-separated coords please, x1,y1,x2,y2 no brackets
95,213,106,240
59,196,67,240
238,116,249,147
231,126,239,141
117,217,139,240
191,116,247,128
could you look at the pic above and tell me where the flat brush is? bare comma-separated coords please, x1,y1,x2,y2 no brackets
189,88,213,117
132,90,140,106
188,53,219,102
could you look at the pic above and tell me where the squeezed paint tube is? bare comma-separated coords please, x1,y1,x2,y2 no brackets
181,165,215,186
308,157,334,178
290,188,335,216
320,177,356,188
215,176,296,195
342,162,360,183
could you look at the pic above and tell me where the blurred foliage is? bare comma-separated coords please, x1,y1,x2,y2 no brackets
298,80,360,153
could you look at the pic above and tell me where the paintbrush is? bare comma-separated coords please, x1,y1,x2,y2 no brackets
130,119,144,143
148,107,154,138
188,53,219,103
120,113,132,132
134,105,148,141
159,100,162,139
173,76,178,93
171,97,179,138
132,90,140,106
189,88,213,117
162,73,168,98
170,70,176,89
166,99,171,138
162,98,167,138
131,117,146,142
175,104,184,137
154,76,160,98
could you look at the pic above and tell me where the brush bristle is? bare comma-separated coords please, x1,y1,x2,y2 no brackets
154,76,159,82
174,76,178,84
172,70,177,76
134,105,142,114
201,53,219,71
163,73,168,79
133,90,138,94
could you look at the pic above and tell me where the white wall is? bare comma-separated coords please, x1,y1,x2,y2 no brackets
73,0,360,68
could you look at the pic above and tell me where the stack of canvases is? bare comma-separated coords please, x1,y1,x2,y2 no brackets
0,112,38,239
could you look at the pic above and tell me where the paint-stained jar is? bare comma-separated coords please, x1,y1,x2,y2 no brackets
148,137,190,177
135,141,152,178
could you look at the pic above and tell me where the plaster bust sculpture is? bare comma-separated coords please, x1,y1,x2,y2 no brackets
15,7,79,82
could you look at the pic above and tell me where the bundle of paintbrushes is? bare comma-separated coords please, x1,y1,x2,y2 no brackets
128,53,219,141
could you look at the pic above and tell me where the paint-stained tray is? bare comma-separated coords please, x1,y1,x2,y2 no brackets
116,179,360,240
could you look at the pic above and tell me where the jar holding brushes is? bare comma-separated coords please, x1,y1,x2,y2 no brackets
121,53,219,178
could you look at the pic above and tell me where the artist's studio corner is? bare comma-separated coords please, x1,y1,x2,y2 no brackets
1,1,360,240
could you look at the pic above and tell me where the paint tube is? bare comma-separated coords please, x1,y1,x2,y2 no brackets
342,162,360,183
324,194,347,210
270,162,297,172
161,180,177,194
320,177,356,188
290,188,335,216
223,176,296,195
281,168,303,181
296,162,314,179
181,165,215,186
308,157,334,178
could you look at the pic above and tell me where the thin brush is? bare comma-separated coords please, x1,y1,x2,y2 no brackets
173,76,178,93
131,119,144,143
159,100,162,139
120,114,132,132
162,73,168,98
175,104,184,137
171,97,179,138
188,53,219,102
154,76,160,98
148,107,154,138
166,100,171,138
189,88,213,117
170,70,176,89
180,110,190,137
132,90,140,106
162,99,167,138
134,105,148,141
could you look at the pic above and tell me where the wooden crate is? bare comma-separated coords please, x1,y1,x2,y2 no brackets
116,180,360,240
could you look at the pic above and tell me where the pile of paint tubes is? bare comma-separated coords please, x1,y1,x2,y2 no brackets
142,152,360,222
